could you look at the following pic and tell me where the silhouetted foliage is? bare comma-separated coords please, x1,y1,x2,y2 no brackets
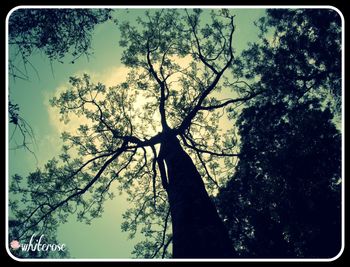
8,100,36,154
216,9,342,258
8,9,112,67
8,8,112,153
9,173,70,259
9,9,246,258
217,100,341,258
232,9,341,112
8,8,342,259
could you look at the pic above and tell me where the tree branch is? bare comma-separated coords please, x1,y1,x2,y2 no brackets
152,208,171,258
150,146,158,208
178,15,236,133
186,10,218,74
181,133,240,157
162,236,173,258
155,145,169,191
200,90,262,111
194,147,219,187
18,142,128,239
146,39,169,131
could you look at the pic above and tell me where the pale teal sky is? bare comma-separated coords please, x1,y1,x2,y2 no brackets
8,8,265,259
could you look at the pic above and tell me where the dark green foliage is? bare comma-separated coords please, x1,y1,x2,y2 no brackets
8,100,35,153
234,9,341,111
8,8,113,154
9,101,19,125
217,100,341,258
217,9,342,258
9,9,112,63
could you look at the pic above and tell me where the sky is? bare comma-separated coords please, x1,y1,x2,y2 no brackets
7,7,266,259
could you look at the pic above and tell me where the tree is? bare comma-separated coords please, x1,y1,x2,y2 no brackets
8,8,342,259
8,8,112,151
8,8,112,75
217,100,341,258
216,8,342,258
233,9,341,112
9,9,254,258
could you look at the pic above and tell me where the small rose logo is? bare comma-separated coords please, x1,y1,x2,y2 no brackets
10,240,20,250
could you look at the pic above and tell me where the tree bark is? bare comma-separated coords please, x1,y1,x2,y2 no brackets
160,135,234,258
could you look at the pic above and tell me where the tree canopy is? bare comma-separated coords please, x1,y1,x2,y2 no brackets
8,8,112,153
8,8,342,259
8,9,112,69
217,100,341,258
233,9,341,111
215,9,342,258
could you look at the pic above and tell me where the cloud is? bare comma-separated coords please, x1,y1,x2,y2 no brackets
44,65,130,135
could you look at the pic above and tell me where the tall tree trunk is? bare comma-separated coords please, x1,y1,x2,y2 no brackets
160,135,234,258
